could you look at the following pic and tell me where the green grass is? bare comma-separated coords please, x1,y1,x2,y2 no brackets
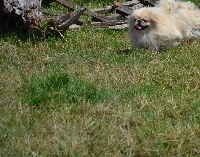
0,0,200,156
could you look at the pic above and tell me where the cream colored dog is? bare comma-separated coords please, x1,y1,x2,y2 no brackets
128,0,200,50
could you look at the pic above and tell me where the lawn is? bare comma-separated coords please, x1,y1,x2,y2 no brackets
0,0,199,156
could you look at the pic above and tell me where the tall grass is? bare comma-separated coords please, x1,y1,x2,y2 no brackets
0,0,200,156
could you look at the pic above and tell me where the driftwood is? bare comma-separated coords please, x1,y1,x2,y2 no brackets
1,0,160,35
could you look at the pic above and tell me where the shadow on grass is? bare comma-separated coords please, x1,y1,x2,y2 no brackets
21,73,114,108
0,14,26,36
0,13,64,43
20,72,161,108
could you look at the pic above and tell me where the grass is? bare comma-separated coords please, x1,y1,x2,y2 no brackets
0,0,200,156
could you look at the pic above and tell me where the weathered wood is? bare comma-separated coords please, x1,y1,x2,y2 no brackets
121,0,140,6
88,11,116,22
75,19,89,25
115,5,133,17
113,1,123,7
108,24,128,29
90,6,113,14
113,0,139,7
68,21,127,30
69,24,81,30
4,0,42,22
130,3,144,10
91,21,126,27
139,0,159,6
1,0,158,34
89,21,127,30
107,13,122,20
58,7,86,29
56,0,78,10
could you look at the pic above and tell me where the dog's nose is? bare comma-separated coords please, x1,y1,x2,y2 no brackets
135,20,142,25
138,20,142,25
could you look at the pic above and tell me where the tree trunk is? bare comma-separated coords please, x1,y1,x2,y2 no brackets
3,0,42,23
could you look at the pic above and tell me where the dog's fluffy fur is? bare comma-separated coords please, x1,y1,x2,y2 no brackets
128,0,200,50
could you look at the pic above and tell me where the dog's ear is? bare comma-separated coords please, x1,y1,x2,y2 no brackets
150,14,159,23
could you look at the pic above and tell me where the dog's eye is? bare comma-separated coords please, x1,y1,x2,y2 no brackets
142,19,147,23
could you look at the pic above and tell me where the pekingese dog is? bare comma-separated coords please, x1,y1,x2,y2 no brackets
128,0,200,50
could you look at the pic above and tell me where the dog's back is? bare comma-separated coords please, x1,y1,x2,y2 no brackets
156,0,200,39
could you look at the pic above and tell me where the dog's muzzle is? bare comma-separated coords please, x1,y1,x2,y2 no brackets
134,20,148,30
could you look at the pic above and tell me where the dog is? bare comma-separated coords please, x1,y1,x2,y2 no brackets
128,0,200,50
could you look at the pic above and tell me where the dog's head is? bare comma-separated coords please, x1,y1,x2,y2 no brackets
129,7,159,31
